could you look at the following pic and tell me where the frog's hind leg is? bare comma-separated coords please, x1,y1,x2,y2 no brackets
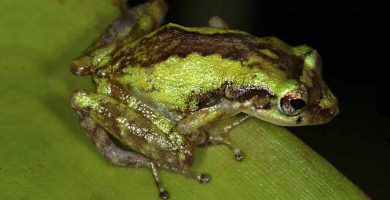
96,0,168,47
71,89,210,199
203,113,250,161
72,108,171,198
70,0,168,76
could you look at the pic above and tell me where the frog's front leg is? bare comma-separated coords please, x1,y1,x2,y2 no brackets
177,100,246,161
71,90,209,199
203,113,250,161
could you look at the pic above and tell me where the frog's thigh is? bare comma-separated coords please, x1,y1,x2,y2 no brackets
73,108,151,167
98,0,167,45
71,89,189,167
97,79,175,135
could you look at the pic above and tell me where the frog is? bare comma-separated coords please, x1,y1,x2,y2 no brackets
70,0,339,199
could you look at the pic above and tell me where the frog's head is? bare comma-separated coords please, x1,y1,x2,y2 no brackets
232,41,339,126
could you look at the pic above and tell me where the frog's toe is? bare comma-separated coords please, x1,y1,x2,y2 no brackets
70,89,92,111
70,56,93,76
234,149,245,161
159,190,170,199
197,173,211,183
204,135,245,162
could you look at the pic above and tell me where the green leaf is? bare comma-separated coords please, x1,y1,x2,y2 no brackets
0,0,369,199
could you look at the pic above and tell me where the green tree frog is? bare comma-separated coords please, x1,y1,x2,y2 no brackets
70,0,339,199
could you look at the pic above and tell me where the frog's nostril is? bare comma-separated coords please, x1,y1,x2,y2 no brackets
328,106,339,116
328,108,335,115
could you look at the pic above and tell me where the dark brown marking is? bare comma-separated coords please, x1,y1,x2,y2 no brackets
105,79,132,102
223,81,275,102
183,81,275,113
251,95,272,109
110,26,304,78
256,38,304,78
191,88,225,110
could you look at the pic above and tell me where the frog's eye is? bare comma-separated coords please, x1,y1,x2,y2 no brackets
279,91,308,116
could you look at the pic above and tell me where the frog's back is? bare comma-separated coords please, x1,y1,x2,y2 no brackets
107,24,303,113
110,23,301,72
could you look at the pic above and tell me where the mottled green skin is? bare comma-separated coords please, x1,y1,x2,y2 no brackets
71,0,338,174
92,23,338,125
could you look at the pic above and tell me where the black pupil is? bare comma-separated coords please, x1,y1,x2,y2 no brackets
290,99,306,110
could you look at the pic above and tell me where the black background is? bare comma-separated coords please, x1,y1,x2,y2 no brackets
132,0,387,198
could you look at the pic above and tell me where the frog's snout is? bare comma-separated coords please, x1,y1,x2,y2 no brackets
321,105,339,120
328,106,339,117
308,103,339,125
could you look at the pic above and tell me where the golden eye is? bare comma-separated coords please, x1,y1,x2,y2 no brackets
279,91,308,116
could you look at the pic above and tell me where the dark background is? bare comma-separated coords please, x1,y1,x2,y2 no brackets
133,0,387,199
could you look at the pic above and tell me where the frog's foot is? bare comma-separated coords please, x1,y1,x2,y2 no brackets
203,114,250,161
208,16,229,29
153,163,211,199
71,90,210,199
204,135,244,161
